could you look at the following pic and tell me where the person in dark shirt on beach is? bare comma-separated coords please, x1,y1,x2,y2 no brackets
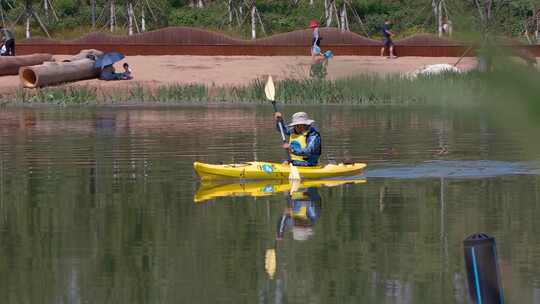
99,63,133,81
380,20,397,59
0,27,15,56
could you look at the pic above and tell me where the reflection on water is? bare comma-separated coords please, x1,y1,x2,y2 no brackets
194,179,365,202
366,160,540,179
1,106,540,303
276,187,321,241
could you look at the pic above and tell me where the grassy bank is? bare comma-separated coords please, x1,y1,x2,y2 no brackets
0,72,488,106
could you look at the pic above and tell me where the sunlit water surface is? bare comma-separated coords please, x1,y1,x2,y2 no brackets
1,105,540,304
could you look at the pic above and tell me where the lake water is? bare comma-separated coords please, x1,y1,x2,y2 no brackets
1,105,539,303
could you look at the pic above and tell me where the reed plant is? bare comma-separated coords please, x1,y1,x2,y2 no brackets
6,86,98,105
0,71,515,106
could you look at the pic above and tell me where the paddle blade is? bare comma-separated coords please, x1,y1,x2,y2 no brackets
265,75,275,101
289,178,301,194
265,249,276,279
289,163,301,181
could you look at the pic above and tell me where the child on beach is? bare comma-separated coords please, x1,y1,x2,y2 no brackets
122,63,133,80
310,20,321,58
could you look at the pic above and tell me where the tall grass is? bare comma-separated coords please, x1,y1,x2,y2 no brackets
7,86,98,105
0,72,490,106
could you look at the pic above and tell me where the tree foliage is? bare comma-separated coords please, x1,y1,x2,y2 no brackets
0,0,539,40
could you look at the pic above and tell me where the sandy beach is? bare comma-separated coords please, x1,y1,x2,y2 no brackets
0,55,478,94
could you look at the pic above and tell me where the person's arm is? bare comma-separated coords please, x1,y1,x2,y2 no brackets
274,112,291,136
290,132,320,156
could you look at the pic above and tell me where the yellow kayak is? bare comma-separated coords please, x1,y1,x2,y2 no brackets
193,161,366,181
194,179,366,202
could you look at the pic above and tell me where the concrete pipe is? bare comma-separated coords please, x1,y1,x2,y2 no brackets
18,49,105,88
0,54,53,76
19,59,100,88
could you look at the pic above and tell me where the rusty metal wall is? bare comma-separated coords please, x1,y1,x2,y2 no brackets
23,27,387,46
18,44,540,57
16,27,540,57
17,44,478,56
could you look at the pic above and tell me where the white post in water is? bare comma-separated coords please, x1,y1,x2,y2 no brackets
228,0,233,25
438,0,443,37
141,7,146,32
251,5,256,40
325,0,333,27
128,1,133,35
340,3,346,32
110,0,115,32
44,0,48,18
91,0,96,28
533,5,540,44
26,13,30,38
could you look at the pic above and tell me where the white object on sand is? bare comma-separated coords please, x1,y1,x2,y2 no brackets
408,63,461,78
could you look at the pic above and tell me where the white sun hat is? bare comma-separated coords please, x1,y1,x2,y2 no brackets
288,112,315,127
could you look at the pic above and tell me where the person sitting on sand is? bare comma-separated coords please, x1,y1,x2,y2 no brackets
99,64,118,80
122,62,133,79
99,63,132,81
380,20,397,59
274,111,321,167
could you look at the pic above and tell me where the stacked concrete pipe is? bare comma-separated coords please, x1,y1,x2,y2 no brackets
19,49,104,88
0,54,53,76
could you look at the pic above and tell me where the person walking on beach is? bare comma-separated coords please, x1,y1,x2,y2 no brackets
380,20,396,59
310,20,321,58
0,26,15,56
274,111,321,167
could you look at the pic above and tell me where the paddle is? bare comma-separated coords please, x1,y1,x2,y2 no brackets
264,75,300,180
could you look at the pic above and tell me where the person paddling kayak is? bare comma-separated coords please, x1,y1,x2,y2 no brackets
274,111,321,167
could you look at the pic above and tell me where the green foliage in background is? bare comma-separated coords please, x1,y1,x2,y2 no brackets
1,0,539,40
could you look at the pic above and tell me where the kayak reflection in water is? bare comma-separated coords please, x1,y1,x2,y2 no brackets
276,187,321,241
274,111,322,167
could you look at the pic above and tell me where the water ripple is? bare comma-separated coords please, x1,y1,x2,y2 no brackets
365,160,540,179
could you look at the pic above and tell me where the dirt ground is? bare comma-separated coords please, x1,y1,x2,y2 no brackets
0,55,479,93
